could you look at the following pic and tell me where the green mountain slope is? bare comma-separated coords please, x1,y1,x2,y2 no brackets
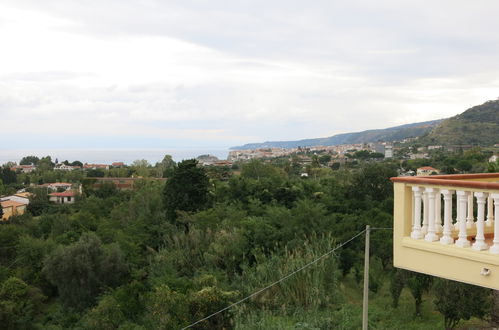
419,100,499,146
231,120,443,150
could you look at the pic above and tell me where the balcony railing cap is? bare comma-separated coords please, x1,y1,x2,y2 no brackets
391,173,499,190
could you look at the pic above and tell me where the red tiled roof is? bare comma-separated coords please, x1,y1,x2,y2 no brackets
83,164,108,168
41,182,72,187
49,191,76,197
418,166,438,171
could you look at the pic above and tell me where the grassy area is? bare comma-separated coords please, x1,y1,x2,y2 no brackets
234,271,491,329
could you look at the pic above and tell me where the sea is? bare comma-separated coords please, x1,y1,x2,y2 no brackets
0,148,230,165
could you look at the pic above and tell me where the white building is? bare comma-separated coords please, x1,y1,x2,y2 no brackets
49,191,76,204
40,182,73,191
385,145,393,158
11,165,37,173
416,166,440,176
54,164,81,171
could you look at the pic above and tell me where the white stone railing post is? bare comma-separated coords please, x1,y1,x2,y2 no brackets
422,191,429,235
411,187,423,239
487,194,494,227
490,194,499,254
425,188,439,241
440,189,454,245
455,191,471,248
472,192,488,251
466,192,475,228
435,189,442,233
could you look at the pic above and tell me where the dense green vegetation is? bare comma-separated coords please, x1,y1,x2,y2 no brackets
1,150,498,329
420,100,499,146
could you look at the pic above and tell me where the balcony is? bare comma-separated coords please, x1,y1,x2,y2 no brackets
391,173,499,289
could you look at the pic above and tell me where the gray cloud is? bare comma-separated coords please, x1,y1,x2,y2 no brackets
1,0,499,148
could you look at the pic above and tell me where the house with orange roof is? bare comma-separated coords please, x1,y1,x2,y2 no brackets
11,165,37,173
83,163,109,170
1,200,27,220
49,191,77,204
416,166,440,176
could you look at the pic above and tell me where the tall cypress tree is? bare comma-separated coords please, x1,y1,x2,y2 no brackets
163,159,210,223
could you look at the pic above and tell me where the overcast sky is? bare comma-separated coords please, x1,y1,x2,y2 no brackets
1,0,499,150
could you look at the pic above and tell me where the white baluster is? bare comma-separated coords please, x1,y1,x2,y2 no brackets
490,194,499,254
472,192,488,250
411,187,423,239
466,192,475,229
435,189,443,233
454,193,460,230
422,191,428,235
440,190,454,245
425,188,439,241
455,191,471,248
487,195,494,227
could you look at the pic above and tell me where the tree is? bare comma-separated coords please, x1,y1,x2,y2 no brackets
241,159,287,180
0,167,17,185
37,156,54,171
434,279,490,329
456,160,472,172
318,154,332,165
0,277,46,329
187,286,238,329
132,159,151,177
390,269,408,308
81,295,126,329
94,181,118,199
27,188,50,216
163,159,210,222
43,233,128,310
157,154,176,178
132,159,150,168
19,156,40,165
87,169,105,177
407,272,433,316
350,163,397,201
146,285,189,329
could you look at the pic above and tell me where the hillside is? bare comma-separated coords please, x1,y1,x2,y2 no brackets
231,119,443,150
419,100,499,146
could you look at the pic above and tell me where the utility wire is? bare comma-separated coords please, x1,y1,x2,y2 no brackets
180,228,368,330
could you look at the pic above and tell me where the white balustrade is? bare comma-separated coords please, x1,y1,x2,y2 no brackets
425,188,439,242
410,185,497,252
487,195,494,226
455,191,471,248
435,189,443,233
439,189,454,245
490,194,499,254
467,193,475,229
411,187,423,239
422,191,428,235
472,192,488,251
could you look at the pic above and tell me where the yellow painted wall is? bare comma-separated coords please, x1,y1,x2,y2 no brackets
15,205,26,216
393,182,499,290
1,206,13,220
1,205,26,220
